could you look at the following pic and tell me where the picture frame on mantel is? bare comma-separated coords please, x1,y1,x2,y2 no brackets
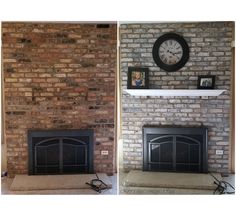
127,67,149,89
197,75,215,89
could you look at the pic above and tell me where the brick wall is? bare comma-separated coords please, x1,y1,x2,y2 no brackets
120,22,234,173
2,22,117,176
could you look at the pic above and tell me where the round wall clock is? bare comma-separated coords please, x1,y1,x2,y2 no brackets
152,33,189,72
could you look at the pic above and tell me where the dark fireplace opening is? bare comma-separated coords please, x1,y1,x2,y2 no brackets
28,129,94,175
143,127,208,173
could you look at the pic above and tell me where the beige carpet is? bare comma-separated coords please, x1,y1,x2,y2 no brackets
10,174,112,191
124,170,221,190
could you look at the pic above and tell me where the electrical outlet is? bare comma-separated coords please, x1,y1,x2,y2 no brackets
216,150,223,155
101,150,109,155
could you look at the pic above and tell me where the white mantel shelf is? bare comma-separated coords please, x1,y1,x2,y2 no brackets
124,89,226,97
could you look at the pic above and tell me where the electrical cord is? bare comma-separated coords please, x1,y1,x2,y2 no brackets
85,173,109,193
209,172,235,195
1,171,7,177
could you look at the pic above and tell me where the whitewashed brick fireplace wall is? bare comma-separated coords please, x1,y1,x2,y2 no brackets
120,22,234,174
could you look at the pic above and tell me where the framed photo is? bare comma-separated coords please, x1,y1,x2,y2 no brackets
127,67,149,89
197,75,215,89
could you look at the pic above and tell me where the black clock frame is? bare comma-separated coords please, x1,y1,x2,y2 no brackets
152,33,189,72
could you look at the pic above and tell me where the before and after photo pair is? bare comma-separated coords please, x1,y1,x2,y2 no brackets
1,21,235,195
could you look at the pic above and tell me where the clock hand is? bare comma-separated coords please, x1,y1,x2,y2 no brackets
169,50,176,56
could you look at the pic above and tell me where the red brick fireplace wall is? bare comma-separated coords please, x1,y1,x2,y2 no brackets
2,22,117,176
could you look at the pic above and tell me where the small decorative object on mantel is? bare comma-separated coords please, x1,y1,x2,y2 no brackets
197,75,215,89
127,67,149,89
152,33,189,72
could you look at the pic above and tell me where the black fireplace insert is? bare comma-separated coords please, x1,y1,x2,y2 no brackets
28,129,94,175
143,127,208,173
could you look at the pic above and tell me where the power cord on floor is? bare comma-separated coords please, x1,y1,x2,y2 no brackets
209,172,235,195
85,173,109,193
1,171,7,177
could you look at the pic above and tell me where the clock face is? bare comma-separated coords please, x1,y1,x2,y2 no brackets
158,39,183,65
152,33,189,72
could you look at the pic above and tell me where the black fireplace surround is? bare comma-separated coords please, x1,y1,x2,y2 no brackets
143,127,208,173
28,129,94,175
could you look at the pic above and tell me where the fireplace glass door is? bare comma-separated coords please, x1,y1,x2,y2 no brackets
28,130,93,175
143,127,208,173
